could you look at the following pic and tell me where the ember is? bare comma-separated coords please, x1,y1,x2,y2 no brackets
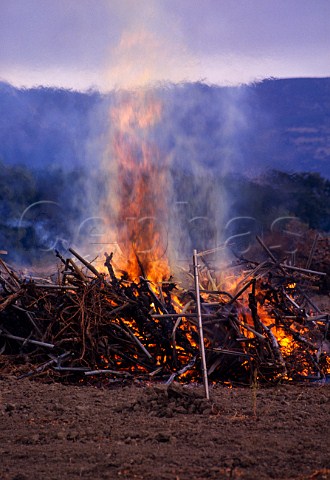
0,235,329,386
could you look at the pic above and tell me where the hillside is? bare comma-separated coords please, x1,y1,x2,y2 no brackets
0,78,329,178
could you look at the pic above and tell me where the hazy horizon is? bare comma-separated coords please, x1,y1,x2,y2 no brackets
1,1,329,91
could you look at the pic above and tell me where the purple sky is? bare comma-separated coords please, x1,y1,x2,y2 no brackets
1,0,329,91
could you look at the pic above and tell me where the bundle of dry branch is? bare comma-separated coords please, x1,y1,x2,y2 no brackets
0,240,329,386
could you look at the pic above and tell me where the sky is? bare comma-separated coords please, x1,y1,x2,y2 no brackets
0,0,330,91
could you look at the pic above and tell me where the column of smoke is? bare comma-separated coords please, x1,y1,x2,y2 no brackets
1,5,251,271
91,85,243,282
84,12,248,280
163,85,249,270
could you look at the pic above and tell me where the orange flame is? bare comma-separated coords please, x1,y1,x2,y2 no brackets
100,89,170,283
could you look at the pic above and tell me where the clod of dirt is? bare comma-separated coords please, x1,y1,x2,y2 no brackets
154,432,171,443
4,403,15,412
129,382,219,417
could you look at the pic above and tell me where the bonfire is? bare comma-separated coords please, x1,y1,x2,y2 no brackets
0,91,329,390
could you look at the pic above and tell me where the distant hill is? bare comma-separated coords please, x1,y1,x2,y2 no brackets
1,78,330,264
0,82,105,170
244,78,330,177
0,78,329,178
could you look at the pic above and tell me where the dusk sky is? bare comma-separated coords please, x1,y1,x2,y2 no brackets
1,0,330,91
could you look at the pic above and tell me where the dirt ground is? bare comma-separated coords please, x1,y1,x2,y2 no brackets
0,375,329,480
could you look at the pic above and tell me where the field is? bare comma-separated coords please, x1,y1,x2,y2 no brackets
1,375,329,480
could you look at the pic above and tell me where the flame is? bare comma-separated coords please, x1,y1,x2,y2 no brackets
100,89,170,283
92,87,327,381
192,267,327,379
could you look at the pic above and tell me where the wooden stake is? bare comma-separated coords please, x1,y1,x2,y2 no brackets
193,249,210,400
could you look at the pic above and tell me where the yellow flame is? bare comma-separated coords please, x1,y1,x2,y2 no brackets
100,89,170,283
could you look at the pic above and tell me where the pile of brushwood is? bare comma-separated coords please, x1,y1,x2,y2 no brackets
0,237,329,386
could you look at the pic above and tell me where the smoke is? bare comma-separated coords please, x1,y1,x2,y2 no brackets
0,84,250,272
79,7,254,278
2,77,328,269
81,82,251,277
154,83,250,267
2,0,328,274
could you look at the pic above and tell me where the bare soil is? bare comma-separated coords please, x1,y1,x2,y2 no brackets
0,375,329,480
